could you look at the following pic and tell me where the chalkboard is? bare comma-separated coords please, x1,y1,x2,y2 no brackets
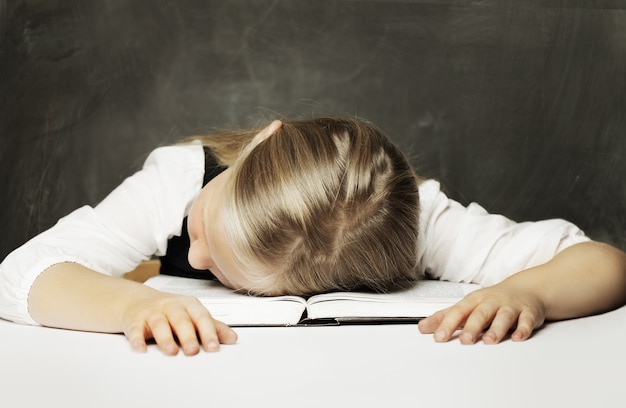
1,0,625,260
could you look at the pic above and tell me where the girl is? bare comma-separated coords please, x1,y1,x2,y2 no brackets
0,117,625,356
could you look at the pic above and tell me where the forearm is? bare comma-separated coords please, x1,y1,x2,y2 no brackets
28,262,159,333
500,241,626,321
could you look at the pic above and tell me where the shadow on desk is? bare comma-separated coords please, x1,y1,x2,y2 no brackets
123,260,160,283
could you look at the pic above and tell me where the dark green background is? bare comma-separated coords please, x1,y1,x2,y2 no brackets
2,0,625,260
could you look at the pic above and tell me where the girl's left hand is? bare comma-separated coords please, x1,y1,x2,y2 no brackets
418,283,546,344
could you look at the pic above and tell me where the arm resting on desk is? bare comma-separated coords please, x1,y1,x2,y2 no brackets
419,241,626,344
28,262,237,355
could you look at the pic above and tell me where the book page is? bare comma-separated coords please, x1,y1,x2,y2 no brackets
144,275,307,326
305,280,480,321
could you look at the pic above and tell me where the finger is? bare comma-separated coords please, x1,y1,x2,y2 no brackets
459,303,498,344
215,319,238,344
511,309,540,342
482,306,520,344
147,314,180,356
186,305,221,352
418,308,448,334
186,301,238,351
194,318,238,352
125,321,149,353
167,309,202,356
431,303,474,342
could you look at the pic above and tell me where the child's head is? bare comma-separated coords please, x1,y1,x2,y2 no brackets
218,117,421,296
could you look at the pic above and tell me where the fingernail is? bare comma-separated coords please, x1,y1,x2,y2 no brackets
434,330,447,342
183,342,199,355
130,340,147,353
165,343,179,355
229,329,238,342
206,341,219,352
511,330,525,341
460,332,474,344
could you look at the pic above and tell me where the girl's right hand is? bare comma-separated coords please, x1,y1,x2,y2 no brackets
122,291,238,356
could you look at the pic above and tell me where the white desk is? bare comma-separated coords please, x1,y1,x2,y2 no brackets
1,305,624,408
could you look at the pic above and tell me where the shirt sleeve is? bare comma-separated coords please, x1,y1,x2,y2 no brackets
0,142,206,325
416,179,590,287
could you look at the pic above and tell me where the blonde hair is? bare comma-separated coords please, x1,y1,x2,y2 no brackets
192,117,421,296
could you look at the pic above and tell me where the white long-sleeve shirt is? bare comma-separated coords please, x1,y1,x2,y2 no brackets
0,141,589,325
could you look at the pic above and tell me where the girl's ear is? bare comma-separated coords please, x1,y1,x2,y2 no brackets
252,120,282,145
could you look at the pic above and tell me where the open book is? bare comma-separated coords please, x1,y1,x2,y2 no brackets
144,274,481,326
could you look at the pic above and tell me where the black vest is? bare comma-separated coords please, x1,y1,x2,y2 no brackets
159,147,226,280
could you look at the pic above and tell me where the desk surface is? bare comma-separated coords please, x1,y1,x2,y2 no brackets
1,305,624,408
